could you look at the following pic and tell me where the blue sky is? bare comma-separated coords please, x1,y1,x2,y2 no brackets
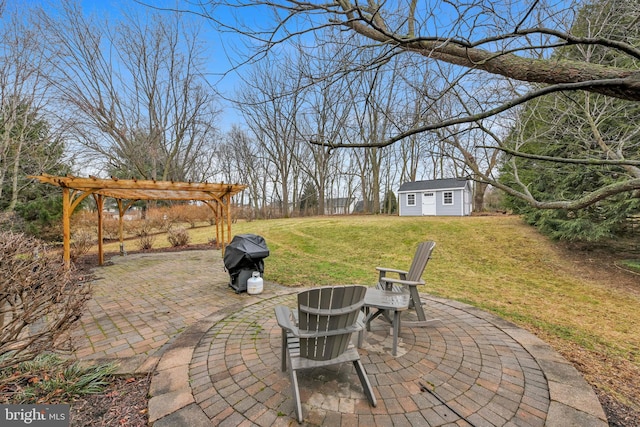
20,0,254,131
130,1,252,129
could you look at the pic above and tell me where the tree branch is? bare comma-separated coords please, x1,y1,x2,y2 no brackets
481,175,640,210
312,78,633,149
484,145,640,166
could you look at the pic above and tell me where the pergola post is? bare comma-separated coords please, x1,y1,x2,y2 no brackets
226,195,232,249
95,194,104,265
62,187,71,267
203,201,221,249
214,203,220,247
117,200,125,255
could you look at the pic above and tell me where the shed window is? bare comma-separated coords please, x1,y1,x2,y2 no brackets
407,193,416,206
443,191,453,205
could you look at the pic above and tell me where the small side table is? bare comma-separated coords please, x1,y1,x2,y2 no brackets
360,288,410,356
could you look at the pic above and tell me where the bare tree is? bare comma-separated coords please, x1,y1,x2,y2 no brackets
235,55,304,218
219,126,269,218
293,40,355,215
503,88,640,203
425,75,512,211
339,51,407,213
193,0,640,101
36,0,220,181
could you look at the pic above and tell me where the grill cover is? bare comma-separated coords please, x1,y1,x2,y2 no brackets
224,234,269,293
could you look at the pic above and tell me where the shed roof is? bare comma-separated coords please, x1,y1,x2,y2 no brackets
327,197,353,207
398,178,469,192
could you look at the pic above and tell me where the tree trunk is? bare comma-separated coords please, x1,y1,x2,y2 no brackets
473,181,488,212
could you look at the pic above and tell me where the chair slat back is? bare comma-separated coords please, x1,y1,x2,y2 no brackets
297,285,367,361
406,241,436,282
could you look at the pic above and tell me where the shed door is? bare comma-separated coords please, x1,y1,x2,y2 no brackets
422,192,436,216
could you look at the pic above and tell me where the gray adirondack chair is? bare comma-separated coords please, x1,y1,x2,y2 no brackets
376,241,436,321
274,285,377,423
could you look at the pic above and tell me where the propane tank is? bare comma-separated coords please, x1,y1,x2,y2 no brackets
247,271,263,295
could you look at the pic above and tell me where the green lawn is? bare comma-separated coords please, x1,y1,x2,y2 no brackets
96,215,640,408
621,259,640,272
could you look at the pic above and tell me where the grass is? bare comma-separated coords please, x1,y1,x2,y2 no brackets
621,259,640,272
94,215,640,408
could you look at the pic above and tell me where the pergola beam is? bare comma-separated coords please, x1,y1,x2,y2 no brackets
29,174,247,267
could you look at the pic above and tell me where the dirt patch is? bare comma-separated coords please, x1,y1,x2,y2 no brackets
556,240,640,296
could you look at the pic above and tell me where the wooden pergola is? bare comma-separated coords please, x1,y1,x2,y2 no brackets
29,174,247,266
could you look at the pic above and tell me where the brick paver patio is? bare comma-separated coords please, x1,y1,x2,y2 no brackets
70,249,608,426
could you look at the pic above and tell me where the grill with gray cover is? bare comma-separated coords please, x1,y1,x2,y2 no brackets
224,234,269,293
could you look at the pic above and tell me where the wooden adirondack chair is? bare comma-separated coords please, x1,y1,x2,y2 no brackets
274,285,377,423
376,241,436,321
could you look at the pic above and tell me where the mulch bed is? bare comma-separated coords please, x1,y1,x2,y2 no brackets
70,375,150,427
596,389,640,427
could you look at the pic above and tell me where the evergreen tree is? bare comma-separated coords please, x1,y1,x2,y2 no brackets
500,0,640,241
0,102,71,240
382,190,398,215
299,182,318,216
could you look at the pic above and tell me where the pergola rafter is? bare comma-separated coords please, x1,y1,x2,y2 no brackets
29,174,247,266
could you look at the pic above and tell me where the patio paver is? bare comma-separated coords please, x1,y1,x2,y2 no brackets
69,250,608,426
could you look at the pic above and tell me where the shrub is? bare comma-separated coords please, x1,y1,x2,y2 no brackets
185,204,212,227
133,220,153,237
135,220,156,250
70,210,96,230
0,211,24,233
14,196,64,242
0,231,91,370
180,205,199,228
156,204,211,228
138,233,155,250
167,227,190,247
232,205,253,222
145,207,172,231
70,230,94,262
102,219,120,240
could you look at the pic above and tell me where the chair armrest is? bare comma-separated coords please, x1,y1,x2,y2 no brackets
275,305,299,335
376,267,409,275
376,266,408,281
379,276,425,288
